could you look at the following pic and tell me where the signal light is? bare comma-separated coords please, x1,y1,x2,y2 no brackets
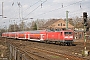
83,12,87,18
83,12,87,24
83,12,89,31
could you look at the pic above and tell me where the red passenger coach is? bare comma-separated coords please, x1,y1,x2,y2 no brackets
28,30,47,41
2,30,74,46
2,33,6,37
17,31,29,39
2,32,11,37
9,32,16,38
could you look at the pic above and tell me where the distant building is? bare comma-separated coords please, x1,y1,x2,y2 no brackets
41,19,74,31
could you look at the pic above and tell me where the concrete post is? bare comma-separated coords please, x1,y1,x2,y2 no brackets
66,11,69,30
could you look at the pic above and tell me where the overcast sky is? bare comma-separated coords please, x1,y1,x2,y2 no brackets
0,0,90,28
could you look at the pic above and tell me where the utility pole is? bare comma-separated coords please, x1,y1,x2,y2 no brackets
66,11,69,30
13,20,15,32
2,2,3,18
1,2,7,18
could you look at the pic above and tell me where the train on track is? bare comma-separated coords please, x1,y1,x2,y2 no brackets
2,30,74,46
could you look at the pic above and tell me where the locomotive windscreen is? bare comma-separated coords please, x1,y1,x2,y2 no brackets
64,32,72,35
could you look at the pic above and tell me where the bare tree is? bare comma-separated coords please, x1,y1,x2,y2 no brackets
0,29,6,36
30,21,37,30
8,24,20,32
26,22,32,30
72,16,83,28
19,21,26,31
35,19,48,30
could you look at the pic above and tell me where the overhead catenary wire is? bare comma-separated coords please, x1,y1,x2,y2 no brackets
24,0,47,18
9,0,47,20
10,0,84,19
34,0,84,18
9,0,43,20
46,0,87,19
1,0,88,24
23,0,41,13
59,4,89,18
1,0,90,30
69,6,90,18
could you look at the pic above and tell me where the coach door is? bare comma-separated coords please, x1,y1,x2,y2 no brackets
60,32,63,40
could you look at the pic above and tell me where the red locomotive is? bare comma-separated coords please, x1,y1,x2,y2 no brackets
2,30,74,46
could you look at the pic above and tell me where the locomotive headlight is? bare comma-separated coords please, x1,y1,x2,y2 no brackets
69,36,73,38
65,36,73,38
65,36,68,38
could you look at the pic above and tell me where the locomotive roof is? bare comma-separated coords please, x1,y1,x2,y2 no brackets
17,30,46,33
60,30,73,32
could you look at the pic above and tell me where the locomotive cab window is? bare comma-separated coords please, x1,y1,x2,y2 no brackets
64,32,72,35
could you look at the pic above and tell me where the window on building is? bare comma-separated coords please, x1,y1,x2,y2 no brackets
58,24,60,26
58,23,62,26
63,24,65,26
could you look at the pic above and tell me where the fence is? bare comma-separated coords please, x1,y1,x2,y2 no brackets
8,44,29,60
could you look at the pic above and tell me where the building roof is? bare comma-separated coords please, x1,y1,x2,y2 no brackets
43,19,62,28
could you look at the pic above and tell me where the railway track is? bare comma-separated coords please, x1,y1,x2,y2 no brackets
24,46,86,60
24,50,50,60
7,40,64,60
4,38,87,60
